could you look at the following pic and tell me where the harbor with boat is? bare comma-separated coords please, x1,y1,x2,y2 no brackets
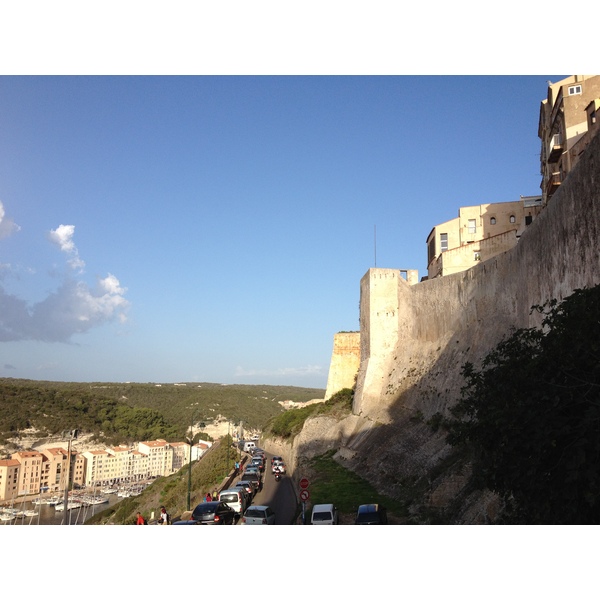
0,482,149,525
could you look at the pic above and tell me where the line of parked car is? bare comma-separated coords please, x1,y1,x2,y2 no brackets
174,444,389,525
174,446,277,525
236,448,279,524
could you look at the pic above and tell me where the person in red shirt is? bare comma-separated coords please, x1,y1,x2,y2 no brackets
136,512,146,525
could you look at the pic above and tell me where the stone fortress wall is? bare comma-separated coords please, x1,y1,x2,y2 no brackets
324,332,360,400
352,129,600,426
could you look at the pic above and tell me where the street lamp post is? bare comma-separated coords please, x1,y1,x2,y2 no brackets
227,420,231,475
62,429,77,525
186,413,197,512
187,414,205,511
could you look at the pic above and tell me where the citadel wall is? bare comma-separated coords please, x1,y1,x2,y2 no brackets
323,332,360,400
353,129,600,423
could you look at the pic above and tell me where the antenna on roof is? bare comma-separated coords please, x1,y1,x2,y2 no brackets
374,224,377,267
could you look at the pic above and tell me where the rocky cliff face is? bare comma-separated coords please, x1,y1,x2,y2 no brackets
275,131,600,523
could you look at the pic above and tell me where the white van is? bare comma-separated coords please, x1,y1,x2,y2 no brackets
311,503,339,525
219,488,247,515
242,441,256,452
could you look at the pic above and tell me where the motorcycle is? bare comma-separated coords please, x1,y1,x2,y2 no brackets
274,471,281,482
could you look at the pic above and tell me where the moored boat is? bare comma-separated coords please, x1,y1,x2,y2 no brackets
54,501,83,512
0,513,15,522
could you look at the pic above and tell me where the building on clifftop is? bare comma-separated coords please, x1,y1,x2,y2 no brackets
426,196,542,279
538,75,600,204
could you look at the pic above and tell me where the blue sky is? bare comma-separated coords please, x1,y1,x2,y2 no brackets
0,75,565,387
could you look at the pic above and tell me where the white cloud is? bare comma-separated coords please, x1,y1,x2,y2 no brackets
48,224,85,272
0,276,129,342
0,201,20,239
0,208,129,342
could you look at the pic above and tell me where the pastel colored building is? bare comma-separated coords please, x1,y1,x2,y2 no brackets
426,196,542,279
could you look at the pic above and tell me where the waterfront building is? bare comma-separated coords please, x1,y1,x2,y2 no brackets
39,447,68,494
138,439,175,478
0,459,20,503
82,449,112,488
169,441,189,472
11,450,44,497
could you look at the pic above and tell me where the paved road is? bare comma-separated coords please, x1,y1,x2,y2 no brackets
239,451,298,524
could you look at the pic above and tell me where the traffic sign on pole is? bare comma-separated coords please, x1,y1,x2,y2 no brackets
300,489,310,502
299,477,310,490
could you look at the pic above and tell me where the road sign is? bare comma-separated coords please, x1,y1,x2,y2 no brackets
299,477,310,490
300,489,310,502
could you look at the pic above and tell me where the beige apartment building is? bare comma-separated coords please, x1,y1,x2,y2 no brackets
0,436,191,500
39,447,69,493
138,439,175,477
1,440,183,501
170,441,190,472
82,449,134,487
0,458,20,502
538,75,600,204
426,196,542,279
107,445,140,482
12,451,44,497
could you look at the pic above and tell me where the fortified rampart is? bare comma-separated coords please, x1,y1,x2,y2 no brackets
323,332,360,400
314,130,600,521
354,129,600,423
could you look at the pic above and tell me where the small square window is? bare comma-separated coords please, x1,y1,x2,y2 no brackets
568,85,582,95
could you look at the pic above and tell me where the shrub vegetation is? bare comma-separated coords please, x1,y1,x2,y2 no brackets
446,285,600,524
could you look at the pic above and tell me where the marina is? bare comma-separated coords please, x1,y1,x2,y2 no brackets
0,485,135,525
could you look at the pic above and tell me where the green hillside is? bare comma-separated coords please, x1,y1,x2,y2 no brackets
0,378,324,452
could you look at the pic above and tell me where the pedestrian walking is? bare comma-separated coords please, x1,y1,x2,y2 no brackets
158,505,170,524
205,492,212,502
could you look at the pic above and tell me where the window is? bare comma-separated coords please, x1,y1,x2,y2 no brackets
525,215,532,226
490,217,496,225
468,219,476,234
509,215,516,224
440,233,448,252
474,251,481,261
568,85,582,95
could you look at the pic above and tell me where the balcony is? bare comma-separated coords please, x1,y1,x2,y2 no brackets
546,172,562,198
548,133,563,163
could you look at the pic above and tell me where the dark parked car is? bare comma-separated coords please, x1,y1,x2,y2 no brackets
354,504,388,525
234,480,255,499
184,501,236,525
242,471,262,492
250,456,265,472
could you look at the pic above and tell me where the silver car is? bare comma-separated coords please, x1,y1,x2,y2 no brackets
242,505,276,525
